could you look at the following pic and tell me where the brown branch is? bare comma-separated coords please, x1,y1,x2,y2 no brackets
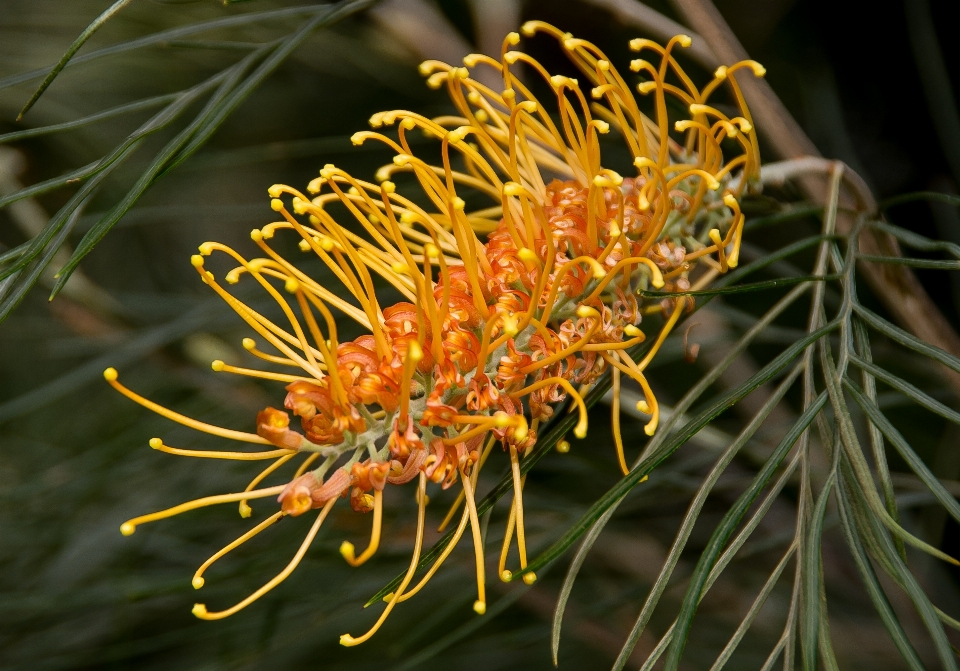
666,0,960,397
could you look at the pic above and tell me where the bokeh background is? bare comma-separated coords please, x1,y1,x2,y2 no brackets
1,0,959,669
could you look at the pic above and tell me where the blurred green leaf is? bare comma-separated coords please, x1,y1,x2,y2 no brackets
17,0,136,120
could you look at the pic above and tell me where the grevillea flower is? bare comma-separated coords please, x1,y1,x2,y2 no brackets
105,23,763,645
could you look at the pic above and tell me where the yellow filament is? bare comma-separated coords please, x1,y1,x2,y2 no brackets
584,256,664,301
581,335,645,351
459,468,487,614
396,436,492,601
293,291,347,405
709,228,728,272
437,436,496,533
148,438,293,461
519,317,601,374
630,61,670,166
340,489,383,567
252,229,372,327
280,200,390,358
498,487,518,582
526,316,561,350
451,413,509,425
203,241,325,376
442,417,501,446
193,497,336,620
240,453,298,518
498,51,577,152
439,140,493,317
508,446,529,572
242,338,300,366
104,369,270,445
636,296,687,372
399,508,469,602
375,200,427,294
541,255,607,307
192,511,285,589
421,247,445,365
340,473,428,645
595,183,626,265
603,351,658,436
498,255,605,350
729,217,744,267
192,262,332,374
511,377,588,438
211,360,319,384
313,169,411,263
611,367,628,474
121,485,286,536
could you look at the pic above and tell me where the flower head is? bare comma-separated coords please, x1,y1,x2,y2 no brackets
106,23,763,643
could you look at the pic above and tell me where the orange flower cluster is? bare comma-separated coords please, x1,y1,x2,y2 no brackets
106,23,763,644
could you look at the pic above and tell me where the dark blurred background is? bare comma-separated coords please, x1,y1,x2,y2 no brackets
1,1,959,669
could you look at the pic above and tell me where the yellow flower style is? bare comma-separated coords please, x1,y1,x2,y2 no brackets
104,22,763,645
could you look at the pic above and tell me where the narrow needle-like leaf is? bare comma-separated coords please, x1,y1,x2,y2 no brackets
17,0,136,120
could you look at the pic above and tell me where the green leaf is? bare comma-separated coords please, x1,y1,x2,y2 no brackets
637,273,840,299
0,297,228,422
852,317,903,556
661,392,829,671
0,74,221,313
879,190,960,210
551,504,619,666
610,283,814,670
0,194,91,320
523,322,837,583
822,336,957,565
709,544,796,671
835,463,927,671
49,0,377,299
743,203,822,232
48,50,265,297
851,356,960,427
801,460,836,671
844,377,960,526
1,73,226,287
854,303,960,374
0,161,99,210
868,219,960,259
0,5,338,91
856,254,960,270
17,0,136,120
0,93,180,145
837,462,959,671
